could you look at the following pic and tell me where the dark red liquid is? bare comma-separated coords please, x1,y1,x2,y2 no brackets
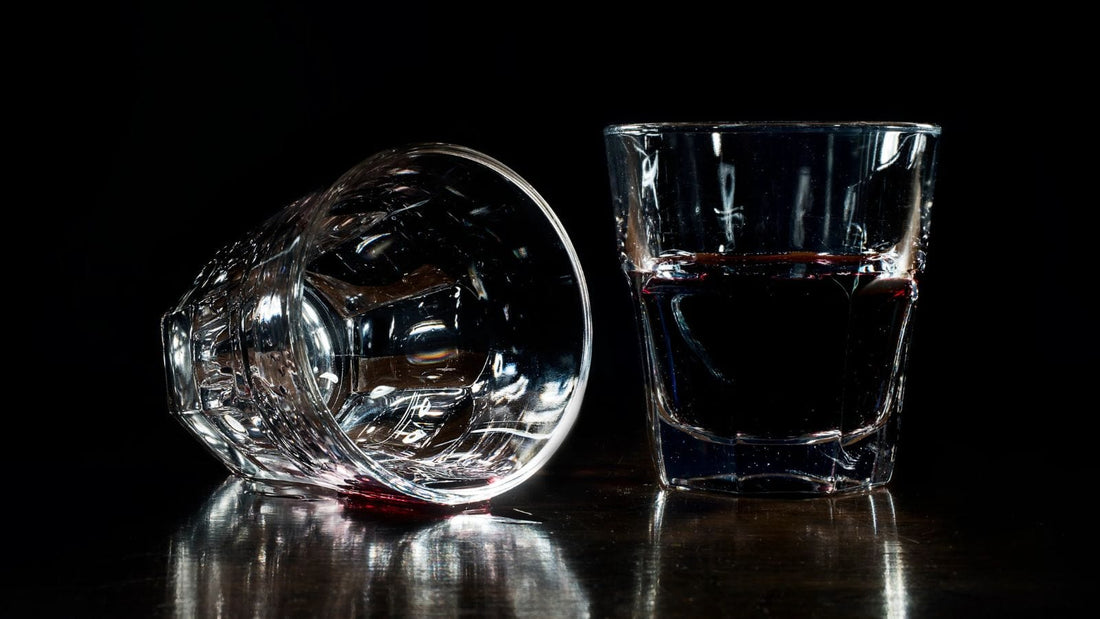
636,253,916,440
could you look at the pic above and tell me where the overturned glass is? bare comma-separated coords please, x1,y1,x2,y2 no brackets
162,145,591,505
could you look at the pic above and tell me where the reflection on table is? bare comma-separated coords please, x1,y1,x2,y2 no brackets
146,471,1081,617
635,489,907,618
167,479,589,617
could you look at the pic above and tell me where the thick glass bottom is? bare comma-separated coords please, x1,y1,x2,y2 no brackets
654,414,898,496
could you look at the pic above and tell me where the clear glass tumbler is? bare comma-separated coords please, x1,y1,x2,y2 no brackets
605,122,940,494
163,144,591,505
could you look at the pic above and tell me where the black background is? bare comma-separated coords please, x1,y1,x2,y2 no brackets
15,4,1094,577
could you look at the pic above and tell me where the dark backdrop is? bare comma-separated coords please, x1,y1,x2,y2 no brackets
17,6,1093,562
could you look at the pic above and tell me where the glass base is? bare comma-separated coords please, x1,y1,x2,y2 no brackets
654,415,898,496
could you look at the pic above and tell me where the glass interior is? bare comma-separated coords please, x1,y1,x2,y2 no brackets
297,146,590,491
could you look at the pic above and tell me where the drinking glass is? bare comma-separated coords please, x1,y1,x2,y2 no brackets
163,144,591,505
605,122,940,494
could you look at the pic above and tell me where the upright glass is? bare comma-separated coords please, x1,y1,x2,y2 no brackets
605,122,940,494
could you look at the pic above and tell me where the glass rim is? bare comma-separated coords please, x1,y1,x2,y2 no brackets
294,143,593,504
604,121,941,136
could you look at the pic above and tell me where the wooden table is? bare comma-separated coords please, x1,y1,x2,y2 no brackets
5,442,1088,617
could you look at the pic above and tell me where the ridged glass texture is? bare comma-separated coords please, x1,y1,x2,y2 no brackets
163,144,591,505
605,122,940,495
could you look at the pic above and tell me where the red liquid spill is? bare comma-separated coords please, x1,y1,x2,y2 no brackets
339,478,490,519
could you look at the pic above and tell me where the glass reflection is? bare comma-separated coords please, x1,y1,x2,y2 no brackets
168,479,589,617
637,489,908,618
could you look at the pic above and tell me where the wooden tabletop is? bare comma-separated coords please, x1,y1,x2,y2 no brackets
5,442,1089,617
